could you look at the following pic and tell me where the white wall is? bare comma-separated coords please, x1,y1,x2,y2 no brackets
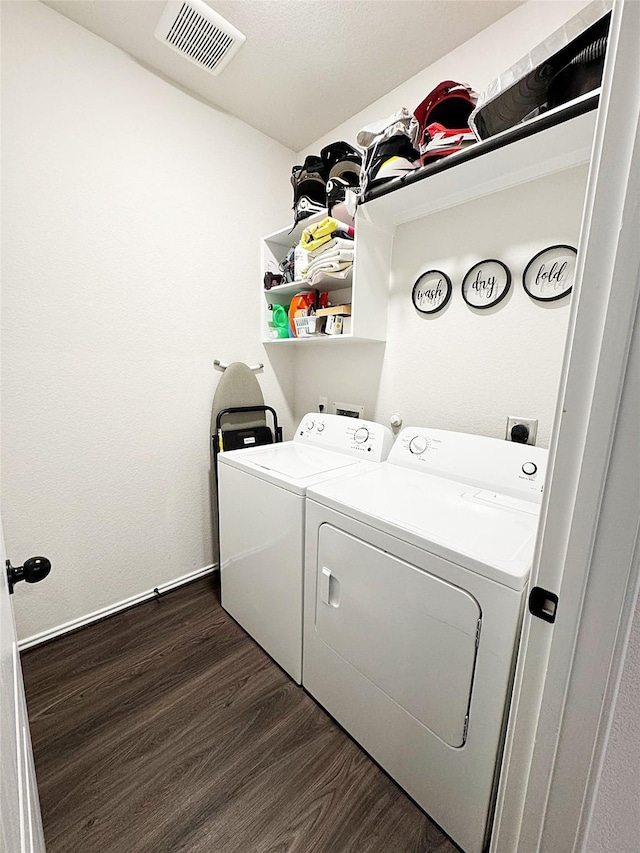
0,0,596,640
585,590,640,853
584,264,640,852
390,167,585,444
0,0,296,641
294,166,587,445
300,0,592,156
293,0,591,442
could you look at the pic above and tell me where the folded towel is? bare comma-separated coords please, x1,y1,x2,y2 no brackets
304,249,354,278
308,264,353,287
308,259,352,276
301,217,355,252
307,236,354,260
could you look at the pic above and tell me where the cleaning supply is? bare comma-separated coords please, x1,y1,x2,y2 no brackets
268,304,290,339
294,244,310,281
288,292,316,338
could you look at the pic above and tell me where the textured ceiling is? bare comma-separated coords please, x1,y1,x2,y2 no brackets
43,0,522,151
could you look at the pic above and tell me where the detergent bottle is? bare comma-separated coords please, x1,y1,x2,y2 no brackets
288,292,316,338
268,304,289,339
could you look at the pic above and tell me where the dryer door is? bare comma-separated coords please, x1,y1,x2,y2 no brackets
315,524,481,747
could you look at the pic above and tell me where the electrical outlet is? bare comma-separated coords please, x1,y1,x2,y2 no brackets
318,396,328,413
506,416,538,445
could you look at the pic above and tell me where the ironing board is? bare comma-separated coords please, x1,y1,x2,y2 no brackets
211,362,267,437
210,363,282,566
210,362,282,461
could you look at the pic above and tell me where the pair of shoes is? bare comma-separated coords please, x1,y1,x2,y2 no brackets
357,107,421,194
357,82,479,195
291,142,362,225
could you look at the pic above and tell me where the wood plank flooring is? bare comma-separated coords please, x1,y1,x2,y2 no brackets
21,577,459,853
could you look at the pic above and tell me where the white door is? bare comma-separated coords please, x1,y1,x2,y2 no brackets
493,1,640,851
1,514,47,853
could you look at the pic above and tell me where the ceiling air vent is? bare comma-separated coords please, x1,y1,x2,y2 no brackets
154,0,246,76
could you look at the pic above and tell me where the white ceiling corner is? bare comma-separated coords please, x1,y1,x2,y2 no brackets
41,0,523,152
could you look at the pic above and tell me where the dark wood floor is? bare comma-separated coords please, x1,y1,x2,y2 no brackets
21,576,459,853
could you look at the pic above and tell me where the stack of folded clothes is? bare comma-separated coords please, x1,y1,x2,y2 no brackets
299,216,355,287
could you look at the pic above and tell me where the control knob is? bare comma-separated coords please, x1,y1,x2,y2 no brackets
354,426,370,444
522,462,538,476
316,422,325,433
305,420,315,431
409,435,428,455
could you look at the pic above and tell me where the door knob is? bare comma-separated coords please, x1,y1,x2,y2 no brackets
6,556,52,595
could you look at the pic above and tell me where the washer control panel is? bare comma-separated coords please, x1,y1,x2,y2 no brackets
354,426,369,444
408,435,429,455
295,413,393,462
389,426,548,502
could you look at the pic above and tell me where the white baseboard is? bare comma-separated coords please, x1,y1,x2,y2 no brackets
18,563,219,652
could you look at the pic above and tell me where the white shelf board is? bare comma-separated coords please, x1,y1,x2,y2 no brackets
263,334,382,344
263,281,313,301
263,209,329,248
361,106,597,229
263,269,353,301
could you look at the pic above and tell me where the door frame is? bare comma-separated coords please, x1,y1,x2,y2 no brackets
1,514,47,852
492,1,640,850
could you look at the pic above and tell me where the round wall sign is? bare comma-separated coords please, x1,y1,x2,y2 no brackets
412,270,452,315
461,259,511,309
523,245,577,302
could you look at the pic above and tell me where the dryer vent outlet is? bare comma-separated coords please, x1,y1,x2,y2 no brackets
154,0,246,76
331,402,364,419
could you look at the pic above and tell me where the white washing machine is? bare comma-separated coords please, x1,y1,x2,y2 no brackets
303,427,548,853
217,413,393,684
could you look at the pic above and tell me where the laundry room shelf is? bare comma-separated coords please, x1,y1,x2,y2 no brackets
359,93,598,228
263,210,328,251
263,268,353,302
261,95,599,346
261,215,390,344
263,334,366,345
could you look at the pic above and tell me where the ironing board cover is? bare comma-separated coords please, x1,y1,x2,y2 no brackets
210,362,267,436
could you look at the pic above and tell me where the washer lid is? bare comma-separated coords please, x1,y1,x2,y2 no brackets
307,465,542,590
218,442,362,494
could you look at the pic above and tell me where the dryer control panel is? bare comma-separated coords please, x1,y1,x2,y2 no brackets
295,413,393,462
389,427,548,502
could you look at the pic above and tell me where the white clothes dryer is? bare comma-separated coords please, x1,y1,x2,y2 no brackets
303,427,547,853
217,413,393,684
